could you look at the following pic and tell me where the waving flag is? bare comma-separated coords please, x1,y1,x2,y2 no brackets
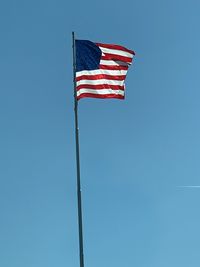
75,40,135,100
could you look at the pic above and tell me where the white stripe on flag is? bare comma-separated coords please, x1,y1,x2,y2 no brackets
99,59,129,66
99,46,133,58
77,88,124,97
76,69,127,77
76,79,125,87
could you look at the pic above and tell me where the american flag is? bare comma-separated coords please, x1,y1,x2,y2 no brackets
75,40,135,100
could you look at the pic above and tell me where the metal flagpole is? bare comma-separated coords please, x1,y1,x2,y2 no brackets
72,31,85,267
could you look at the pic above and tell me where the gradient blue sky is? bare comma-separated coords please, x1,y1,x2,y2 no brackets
1,0,200,266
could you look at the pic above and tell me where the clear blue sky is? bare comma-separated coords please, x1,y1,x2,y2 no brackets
1,0,200,266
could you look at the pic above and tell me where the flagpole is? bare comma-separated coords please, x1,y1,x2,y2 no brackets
72,31,85,267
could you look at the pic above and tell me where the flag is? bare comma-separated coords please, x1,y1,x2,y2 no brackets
75,40,135,100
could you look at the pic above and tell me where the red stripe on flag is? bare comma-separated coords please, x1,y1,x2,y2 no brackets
76,74,126,81
76,84,125,90
96,43,135,55
99,64,128,70
101,54,132,64
77,93,125,100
